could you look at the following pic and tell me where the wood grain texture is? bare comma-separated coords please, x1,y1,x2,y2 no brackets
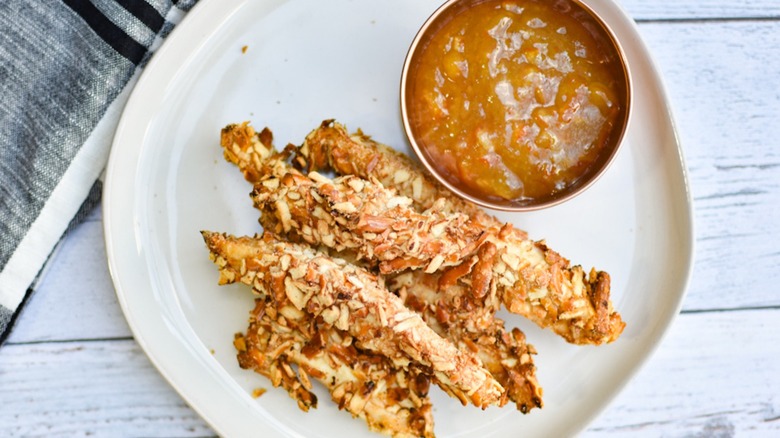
587,308,780,436
636,21,780,311
1,2,779,437
620,0,780,21
2,310,778,436
0,340,212,437
5,208,131,345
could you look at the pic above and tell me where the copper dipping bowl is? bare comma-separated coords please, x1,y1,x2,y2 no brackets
400,0,632,211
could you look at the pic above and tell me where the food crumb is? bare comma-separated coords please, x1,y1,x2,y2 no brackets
241,45,248,54
252,388,267,398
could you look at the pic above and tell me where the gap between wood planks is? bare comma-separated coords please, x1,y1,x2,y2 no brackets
4,306,780,346
3,335,134,346
680,305,780,315
635,16,780,24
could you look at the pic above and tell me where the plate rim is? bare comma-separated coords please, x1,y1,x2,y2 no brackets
103,0,696,436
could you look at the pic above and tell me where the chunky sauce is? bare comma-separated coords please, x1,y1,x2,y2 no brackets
407,0,625,202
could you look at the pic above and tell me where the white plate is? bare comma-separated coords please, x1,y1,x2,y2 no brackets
103,0,694,436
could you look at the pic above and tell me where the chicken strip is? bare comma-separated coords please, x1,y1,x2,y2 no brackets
218,122,542,410
221,121,298,184
297,120,499,227
219,121,622,344
252,171,485,274
295,121,625,345
389,267,543,413
202,231,504,408
235,298,435,438
250,166,623,344
220,121,479,274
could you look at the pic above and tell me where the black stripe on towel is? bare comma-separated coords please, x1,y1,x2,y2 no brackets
61,0,148,65
114,0,166,33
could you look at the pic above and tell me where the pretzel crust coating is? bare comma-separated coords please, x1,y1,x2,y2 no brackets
221,121,296,183
389,269,543,413
235,298,435,438
218,121,543,411
252,171,485,275
222,121,485,274
251,167,622,344
202,231,504,408
298,120,454,214
295,121,625,345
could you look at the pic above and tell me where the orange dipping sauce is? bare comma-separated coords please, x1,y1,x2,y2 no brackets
405,0,628,203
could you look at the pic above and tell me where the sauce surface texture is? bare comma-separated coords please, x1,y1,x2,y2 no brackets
407,0,624,202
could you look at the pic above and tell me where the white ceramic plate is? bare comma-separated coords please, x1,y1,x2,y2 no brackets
103,0,694,436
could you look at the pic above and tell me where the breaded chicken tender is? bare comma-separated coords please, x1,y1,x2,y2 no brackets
389,269,543,413
294,121,625,345
218,121,543,412
252,171,485,274
235,298,435,437
202,231,504,408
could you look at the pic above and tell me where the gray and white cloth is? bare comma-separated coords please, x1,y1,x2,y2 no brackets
0,0,199,344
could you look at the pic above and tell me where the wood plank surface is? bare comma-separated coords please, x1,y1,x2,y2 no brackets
620,0,780,20
0,340,212,437
636,20,780,311
6,209,131,344
2,309,778,436
587,308,780,436
2,2,779,437
8,20,780,346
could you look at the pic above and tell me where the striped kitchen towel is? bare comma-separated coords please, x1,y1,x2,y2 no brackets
0,0,199,345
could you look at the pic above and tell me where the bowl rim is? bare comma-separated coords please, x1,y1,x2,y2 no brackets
399,0,633,212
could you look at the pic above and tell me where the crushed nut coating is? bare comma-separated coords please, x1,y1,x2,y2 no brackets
206,119,629,436
298,120,459,215
221,121,298,184
203,231,504,408
296,120,625,345
251,171,485,275
236,298,435,437
389,270,543,413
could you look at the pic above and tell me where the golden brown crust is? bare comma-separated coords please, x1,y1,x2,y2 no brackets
202,231,504,409
295,121,625,345
251,167,623,344
297,120,495,226
491,238,625,344
220,122,290,184
251,171,485,275
217,125,543,410
299,120,448,214
389,270,543,413
236,298,435,438
210,119,628,436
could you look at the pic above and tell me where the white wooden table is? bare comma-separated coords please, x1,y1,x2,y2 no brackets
2,1,779,436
